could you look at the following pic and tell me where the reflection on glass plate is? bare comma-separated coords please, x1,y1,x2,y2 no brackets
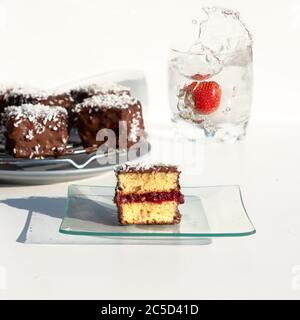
60,184,255,240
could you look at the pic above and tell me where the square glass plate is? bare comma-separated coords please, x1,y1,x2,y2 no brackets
59,185,256,238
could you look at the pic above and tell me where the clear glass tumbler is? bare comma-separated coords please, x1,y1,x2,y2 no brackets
168,7,253,142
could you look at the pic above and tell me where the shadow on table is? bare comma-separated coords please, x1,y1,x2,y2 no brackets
2,196,116,241
2,196,66,243
2,197,212,246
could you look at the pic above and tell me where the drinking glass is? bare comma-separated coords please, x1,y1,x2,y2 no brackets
168,7,253,142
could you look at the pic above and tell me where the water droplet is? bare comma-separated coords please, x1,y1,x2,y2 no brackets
222,107,231,114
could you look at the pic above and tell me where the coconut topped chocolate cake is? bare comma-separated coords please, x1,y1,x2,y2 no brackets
0,81,145,157
4,104,69,158
114,163,184,225
73,93,144,148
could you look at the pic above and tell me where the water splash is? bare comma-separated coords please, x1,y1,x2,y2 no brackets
170,7,253,142
192,7,253,60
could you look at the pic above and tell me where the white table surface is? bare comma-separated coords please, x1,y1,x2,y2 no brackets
0,120,300,300
0,0,300,300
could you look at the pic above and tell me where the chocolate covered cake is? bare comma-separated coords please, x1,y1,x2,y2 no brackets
2,87,74,130
0,82,144,158
114,164,184,225
70,82,130,104
73,93,144,149
33,92,74,127
4,104,69,158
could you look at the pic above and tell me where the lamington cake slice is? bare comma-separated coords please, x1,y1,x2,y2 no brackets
114,164,184,225
73,93,144,149
4,104,69,158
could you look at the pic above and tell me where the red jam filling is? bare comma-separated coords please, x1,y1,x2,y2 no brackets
117,191,184,204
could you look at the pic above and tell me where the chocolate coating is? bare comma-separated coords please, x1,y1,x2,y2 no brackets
33,93,74,128
115,163,180,174
32,93,73,110
2,89,74,128
5,104,69,158
74,99,145,149
3,91,30,107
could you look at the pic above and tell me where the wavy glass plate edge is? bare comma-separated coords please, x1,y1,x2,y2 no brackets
59,185,256,238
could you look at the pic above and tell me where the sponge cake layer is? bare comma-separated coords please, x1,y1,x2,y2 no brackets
118,201,180,224
117,172,179,195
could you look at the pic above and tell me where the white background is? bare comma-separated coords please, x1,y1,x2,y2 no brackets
0,0,300,125
1,0,300,299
